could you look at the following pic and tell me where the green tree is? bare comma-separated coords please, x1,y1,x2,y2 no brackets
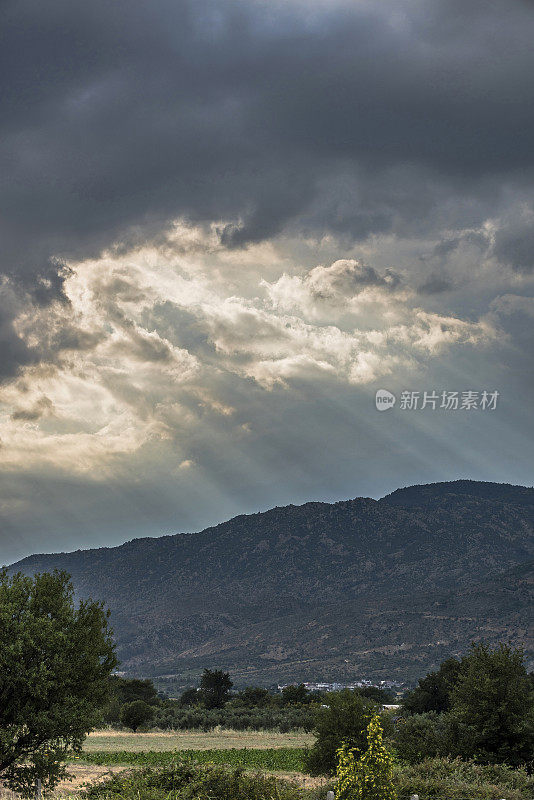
281,684,311,705
357,687,395,705
236,686,271,707
199,669,233,709
179,687,201,707
450,642,534,765
335,714,397,800
103,676,160,724
402,658,461,715
120,700,155,732
393,712,455,762
0,569,116,796
111,676,160,706
305,689,377,775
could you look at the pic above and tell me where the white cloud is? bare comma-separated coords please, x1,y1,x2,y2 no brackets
0,223,499,474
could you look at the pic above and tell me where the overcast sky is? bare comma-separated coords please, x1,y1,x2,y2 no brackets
1,0,533,564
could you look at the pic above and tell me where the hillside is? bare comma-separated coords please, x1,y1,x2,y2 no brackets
8,480,534,686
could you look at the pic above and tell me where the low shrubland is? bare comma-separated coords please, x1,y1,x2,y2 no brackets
78,763,323,800
393,757,534,800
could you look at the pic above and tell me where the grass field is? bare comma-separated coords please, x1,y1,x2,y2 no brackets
83,729,314,752
76,747,306,771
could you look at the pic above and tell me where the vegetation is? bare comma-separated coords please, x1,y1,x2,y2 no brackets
79,763,306,800
120,700,156,732
305,690,377,775
450,641,534,765
155,704,317,732
0,569,116,797
75,746,306,771
402,657,461,714
199,668,233,709
393,757,534,800
335,715,396,800
397,642,534,766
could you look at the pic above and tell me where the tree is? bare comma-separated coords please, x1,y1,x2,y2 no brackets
112,676,160,706
393,711,455,762
0,569,116,796
120,700,155,732
179,687,201,707
335,714,397,800
305,689,377,775
357,686,395,705
281,684,311,705
103,676,160,724
199,669,233,709
236,686,271,707
402,658,461,715
450,642,534,765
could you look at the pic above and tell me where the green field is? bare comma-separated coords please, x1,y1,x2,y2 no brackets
75,747,306,772
83,729,313,752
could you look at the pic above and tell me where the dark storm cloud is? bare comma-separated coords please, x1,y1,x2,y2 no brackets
493,220,534,273
417,274,453,295
2,0,534,300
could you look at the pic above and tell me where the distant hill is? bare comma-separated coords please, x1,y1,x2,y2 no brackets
8,480,534,687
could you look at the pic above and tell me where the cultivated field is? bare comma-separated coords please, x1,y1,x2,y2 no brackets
83,728,314,752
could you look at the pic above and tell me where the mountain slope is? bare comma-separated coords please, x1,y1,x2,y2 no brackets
8,481,534,685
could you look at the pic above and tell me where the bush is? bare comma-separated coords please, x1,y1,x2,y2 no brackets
393,757,534,800
335,714,396,800
80,763,304,800
120,700,156,732
305,689,377,775
393,712,456,762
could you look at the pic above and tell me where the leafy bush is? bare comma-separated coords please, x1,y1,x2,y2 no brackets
335,714,396,800
80,763,304,800
305,690,377,775
120,700,156,732
393,757,534,800
392,712,455,762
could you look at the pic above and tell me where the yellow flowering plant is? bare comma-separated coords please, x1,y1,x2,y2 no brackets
335,714,397,800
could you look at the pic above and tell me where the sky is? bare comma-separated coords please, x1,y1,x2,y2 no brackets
1,0,534,564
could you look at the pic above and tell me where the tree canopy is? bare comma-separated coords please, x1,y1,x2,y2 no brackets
0,569,116,796
199,669,233,709
402,657,461,715
305,689,377,775
398,642,534,766
120,700,156,732
451,642,534,765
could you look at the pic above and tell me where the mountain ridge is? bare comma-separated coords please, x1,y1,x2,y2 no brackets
7,480,534,686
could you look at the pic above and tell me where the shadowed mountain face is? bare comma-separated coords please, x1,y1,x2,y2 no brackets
8,481,534,685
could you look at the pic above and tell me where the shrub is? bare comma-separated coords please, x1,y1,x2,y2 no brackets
120,700,156,732
392,711,455,762
80,763,303,800
335,714,396,800
393,757,534,800
305,690,377,775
